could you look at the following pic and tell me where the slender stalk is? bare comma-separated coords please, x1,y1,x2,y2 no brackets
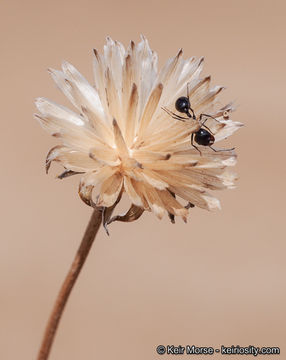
37,208,102,360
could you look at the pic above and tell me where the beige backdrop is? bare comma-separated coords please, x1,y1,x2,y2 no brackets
1,0,285,359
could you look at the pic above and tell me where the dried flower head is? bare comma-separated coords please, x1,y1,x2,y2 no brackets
35,36,242,231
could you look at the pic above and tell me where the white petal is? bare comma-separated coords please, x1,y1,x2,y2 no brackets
83,166,117,186
104,37,124,95
46,145,99,172
215,120,244,142
97,172,123,207
202,195,221,210
124,176,143,207
35,97,84,126
48,69,79,109
62,60,105,119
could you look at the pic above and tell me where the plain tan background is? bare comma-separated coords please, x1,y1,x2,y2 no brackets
1,0,285,359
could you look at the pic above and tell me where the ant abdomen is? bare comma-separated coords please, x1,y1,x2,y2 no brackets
194,128,215,146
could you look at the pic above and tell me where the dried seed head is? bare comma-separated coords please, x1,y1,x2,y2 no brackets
35,36,242,231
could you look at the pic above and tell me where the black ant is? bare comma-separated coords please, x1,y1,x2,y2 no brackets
162,84,234,155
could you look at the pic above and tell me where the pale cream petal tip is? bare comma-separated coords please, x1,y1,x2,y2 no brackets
203,195,222,211
36,36,242,229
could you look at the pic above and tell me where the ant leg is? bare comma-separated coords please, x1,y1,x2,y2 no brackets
209,146,235,152
201,121,215,135
199,113,221,123
191,133,202,156
189,107,196,119
162,107,189,121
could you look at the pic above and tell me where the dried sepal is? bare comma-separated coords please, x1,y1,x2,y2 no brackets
102,189,123,235
107,204,145,225
78,181,95,207
45,145,64,173
57,170,83,179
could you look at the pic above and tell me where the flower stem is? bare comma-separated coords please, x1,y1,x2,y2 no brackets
36,208,102,360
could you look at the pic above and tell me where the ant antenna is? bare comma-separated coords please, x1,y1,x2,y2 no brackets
199,113,221,124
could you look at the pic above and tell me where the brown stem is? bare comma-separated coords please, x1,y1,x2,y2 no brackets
37,208,102,360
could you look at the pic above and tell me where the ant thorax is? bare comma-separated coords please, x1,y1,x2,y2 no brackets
191,117,202,132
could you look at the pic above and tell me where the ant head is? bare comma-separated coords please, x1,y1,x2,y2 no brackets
195,128,215,146
175,96,190,114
